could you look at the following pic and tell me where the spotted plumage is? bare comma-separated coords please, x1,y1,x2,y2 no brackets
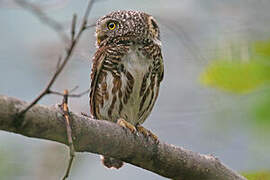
90,10,164,169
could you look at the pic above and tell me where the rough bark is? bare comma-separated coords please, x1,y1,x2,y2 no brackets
0,95,246,180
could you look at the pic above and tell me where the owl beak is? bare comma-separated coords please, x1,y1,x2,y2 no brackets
96,30,107,46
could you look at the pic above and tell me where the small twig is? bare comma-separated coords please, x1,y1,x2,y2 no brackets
18,0,95,116
56,56,62,70
50,88,90,98
81,0,94,27
14,0,69,43
71,14,77,42
61,89,75,180
69,85,79,93
85,23,96,29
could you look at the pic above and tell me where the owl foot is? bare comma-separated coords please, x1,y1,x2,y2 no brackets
81,112,93,118
117,118,136,134
136,125,159,144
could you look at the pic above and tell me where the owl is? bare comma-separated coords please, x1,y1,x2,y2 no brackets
90,10,164,169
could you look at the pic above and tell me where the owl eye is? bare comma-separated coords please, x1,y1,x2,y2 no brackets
107,22,116,30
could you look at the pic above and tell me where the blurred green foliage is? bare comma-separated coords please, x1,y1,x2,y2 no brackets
200,60,270,94
200,38,270,93
253,40,270,57
200,39,270,129
243,171,270,180
251,92,270,130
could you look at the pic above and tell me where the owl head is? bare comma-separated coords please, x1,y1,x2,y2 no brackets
95,10,161,47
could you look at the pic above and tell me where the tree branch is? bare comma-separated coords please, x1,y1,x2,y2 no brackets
0,95,246,180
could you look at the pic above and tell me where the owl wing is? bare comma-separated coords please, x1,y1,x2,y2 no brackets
89,46,107,118
157,55,164,84
137,45,164,123
90,45,130,119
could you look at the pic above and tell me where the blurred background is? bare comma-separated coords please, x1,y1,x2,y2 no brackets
1,0,270,179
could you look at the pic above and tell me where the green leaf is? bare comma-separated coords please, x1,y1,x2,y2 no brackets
200,60,270,94
250,92,270,129
252,40,270,57
242,171,270,180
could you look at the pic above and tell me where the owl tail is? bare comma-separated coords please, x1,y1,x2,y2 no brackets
101,156,124,169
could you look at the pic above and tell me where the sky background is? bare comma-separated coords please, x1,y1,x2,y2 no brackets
0,0,270,179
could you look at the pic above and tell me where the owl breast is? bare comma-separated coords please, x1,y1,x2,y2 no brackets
95,44,160,125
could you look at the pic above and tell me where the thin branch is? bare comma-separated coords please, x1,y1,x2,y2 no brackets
71,14,77,42
69,85,79,93
17,0,94,116
49,88,90,98
85,23,96,29
81,0,94,27
56,56,63,70
60,90,75,180
0,95,247,180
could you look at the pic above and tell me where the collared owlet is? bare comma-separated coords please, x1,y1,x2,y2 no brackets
90,10,164,169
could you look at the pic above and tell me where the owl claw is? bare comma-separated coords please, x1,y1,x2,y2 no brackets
136,125,159,144
116,119,159,143
81,112,93,118
117,118,137,134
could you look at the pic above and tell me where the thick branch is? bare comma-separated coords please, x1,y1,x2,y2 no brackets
0,95,246,180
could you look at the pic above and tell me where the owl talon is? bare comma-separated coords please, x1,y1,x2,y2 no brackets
117,118,136,134
81,112,93,118
136,125,159,144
